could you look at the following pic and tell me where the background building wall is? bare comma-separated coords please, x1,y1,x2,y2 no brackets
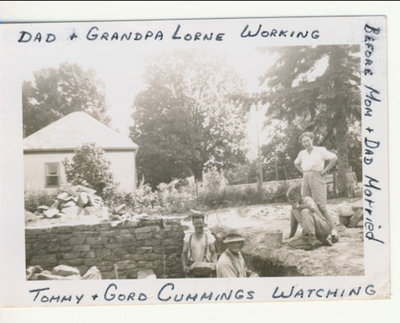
24,150,136,193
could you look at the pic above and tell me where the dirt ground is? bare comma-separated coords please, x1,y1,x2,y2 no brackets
26,198,364,277
194,198,364,276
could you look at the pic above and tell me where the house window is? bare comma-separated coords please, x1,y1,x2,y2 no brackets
45,162,60,187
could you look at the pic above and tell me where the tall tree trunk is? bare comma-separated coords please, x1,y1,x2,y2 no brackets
330,47,350,197
193,166,203,183
335,105,350,197
283,164,288,180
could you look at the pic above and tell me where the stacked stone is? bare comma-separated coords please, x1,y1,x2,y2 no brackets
26,264,102,280
337,199,363,228
31,185,108,220
25,217,185,279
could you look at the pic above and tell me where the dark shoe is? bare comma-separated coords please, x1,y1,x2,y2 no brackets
321,237,333,246
331,234,339,244
288,236,315,250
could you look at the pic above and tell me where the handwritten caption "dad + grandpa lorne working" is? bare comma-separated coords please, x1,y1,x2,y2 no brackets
17,24,320,43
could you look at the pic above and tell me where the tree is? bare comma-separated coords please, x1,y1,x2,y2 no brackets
258,45,361,195
23,62,110,137
130,50,248,188
260,122,303,181
63,143,117,199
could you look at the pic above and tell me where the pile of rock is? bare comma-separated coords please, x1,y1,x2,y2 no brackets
337,199,363,228
33,185,109,219
26,264,102,280
109,207,152,228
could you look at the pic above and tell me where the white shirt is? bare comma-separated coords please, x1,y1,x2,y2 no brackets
294,146,336,172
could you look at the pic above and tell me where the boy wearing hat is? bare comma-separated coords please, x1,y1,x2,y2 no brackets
216,230,258,278
286,184,332,250
181,210,217,277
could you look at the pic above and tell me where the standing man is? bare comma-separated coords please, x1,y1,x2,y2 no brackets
181,210,217,277
294,132,339,243
216,230,258,278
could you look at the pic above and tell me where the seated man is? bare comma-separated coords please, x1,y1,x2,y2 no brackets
216,230,258,278
286,185,332,250
181,210,217,277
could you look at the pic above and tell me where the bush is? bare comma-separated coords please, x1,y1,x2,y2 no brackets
202,167,227,194
63,143,118,200
197,168,228,208
158,180,198,213
108,183,160,212
24,191,58,213
133,183,161,211
107,173,293,215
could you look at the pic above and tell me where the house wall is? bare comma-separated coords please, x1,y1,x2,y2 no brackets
24,153,72,192
25,217,185,279
24,150,136,193
105,151,136,193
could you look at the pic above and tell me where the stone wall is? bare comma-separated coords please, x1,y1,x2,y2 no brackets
25,217,185,279
226,175,335,195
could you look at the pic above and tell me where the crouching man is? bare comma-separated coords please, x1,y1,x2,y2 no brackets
181,210,217,278
286,185,333,250
216,230,258,278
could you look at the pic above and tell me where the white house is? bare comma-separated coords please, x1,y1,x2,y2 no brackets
24,111,138,193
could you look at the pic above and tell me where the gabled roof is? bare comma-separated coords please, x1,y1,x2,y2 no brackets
24,112,138,152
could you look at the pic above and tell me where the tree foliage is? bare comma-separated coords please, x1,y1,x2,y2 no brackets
130,51,248,188
63,143,117,199
257,45,362,194
23,62,110,137
260,122,303,181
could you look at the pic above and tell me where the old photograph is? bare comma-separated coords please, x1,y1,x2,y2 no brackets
23,44,364,280
0,15,389,306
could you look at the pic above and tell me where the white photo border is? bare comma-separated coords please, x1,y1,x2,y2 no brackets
0,15,389,308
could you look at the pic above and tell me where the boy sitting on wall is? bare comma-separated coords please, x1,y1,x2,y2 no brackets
286,185,333,251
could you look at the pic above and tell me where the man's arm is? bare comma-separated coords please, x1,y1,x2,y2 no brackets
321,157,337,176
216,257,237,278
181,241,190,274
321,149,337,176
209,242,217,267
295,163,303,174
294,152,303,174
289,210,298,238
299,196,317,213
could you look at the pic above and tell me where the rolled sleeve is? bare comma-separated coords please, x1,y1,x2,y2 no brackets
303,196,318,210
321,147,337,160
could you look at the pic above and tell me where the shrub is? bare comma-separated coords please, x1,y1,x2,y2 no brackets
202,167,228,194
157,180,198,213
108,183,160,212
63,143,118,200
197,168,228,208
24,191,58,213
133,183,160,211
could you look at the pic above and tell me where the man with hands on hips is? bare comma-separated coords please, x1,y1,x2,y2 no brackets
294,132,339,243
